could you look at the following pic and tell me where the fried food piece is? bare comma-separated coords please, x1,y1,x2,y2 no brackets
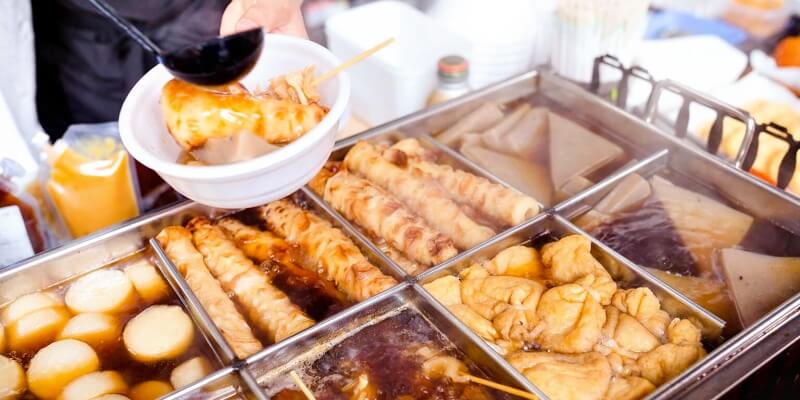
217,218,350,318
188,218,315,342
344,141,495,250
156,226,263,358
485,245,544,279
421,354,470,383
598,307,660,357
2,292,63,325
0,355,26,399
59,371,128,400
611,288,670,340
261,200,397,302
461,276,545,342
161,77,326,152
635,317,704,385
129,381,173,400
170,356,214,390
65,269,138,314
541,235,617,304
371,236,427,276
667,318,702,345
450,304,502,345
7,307,70,353
387,138,540,226
637,343,705,385
604,376,655,400
124,260,170,304
422,276,501,344
311,164,458,267
58,313,122,351
423,275,463,306
123,305,194,363
507,351,612,400
536,283,606,353
27,339,100,399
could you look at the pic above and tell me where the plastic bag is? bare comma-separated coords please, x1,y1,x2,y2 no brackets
0,158,48,266
40,122,142,239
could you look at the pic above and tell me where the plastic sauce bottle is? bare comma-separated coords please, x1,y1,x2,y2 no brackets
427,55,471,106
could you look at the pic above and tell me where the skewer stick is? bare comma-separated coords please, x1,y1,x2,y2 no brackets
289,370,317,400
312,37,395,86
463,374,538,400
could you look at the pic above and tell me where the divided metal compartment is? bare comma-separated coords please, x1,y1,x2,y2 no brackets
2,68,799,399
310,68,800,399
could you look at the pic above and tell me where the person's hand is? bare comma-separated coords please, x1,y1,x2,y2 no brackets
220,0,307,38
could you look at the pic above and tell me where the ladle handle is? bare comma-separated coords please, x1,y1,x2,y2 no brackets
87,0,164,55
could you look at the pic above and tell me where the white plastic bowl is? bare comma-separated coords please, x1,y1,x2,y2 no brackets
119,34,350,208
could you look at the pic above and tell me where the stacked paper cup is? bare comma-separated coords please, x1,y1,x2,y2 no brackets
550,0,651,82
428,0,539,88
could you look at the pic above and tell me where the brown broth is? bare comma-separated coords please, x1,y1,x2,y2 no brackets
1,252,219,398
262,261,350,321
269,311,511,400
583,172,800,332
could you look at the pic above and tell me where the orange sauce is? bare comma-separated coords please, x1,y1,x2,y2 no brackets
46,138,139,237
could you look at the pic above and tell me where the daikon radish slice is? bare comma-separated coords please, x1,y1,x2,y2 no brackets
27,339,100,399
125,261,170,305
0,355,26,399
123,305,194,363
129,380,173,400
58,313,121,350
58,371,128,400
3,292,62,325
170,356,213,389
65,270,138,314
7,307,70,353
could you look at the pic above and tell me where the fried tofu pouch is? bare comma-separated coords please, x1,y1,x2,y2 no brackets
156,226,263,358
310,162,458,267
387,138,541,226
187,217,315,342
261,200,397,302
344,141,495,250
507,352,612,400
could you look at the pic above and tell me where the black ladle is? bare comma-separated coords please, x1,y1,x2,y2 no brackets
88,0,263,86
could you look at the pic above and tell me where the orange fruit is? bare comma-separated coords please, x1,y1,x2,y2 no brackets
773,36,800,67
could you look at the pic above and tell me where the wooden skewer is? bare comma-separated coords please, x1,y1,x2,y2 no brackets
312,37,395,86
289,370,317,400
463,374,538,400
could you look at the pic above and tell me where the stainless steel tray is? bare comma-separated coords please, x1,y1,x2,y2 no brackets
2,68,799,400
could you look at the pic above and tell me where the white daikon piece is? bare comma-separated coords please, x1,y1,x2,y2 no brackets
125,261,170,305
58,370,128,400
129,380,173,400
65,269,138,314
170,356,213,389
27,339,100,399
58,313,121,350
123,305,194,363
7,307,70,353
0,355,26,399
2,292,63,325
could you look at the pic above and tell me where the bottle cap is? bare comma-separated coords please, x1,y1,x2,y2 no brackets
437,55,469,82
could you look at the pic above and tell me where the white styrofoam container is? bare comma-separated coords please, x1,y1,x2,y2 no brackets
325,0,470,125
119,34,350,209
